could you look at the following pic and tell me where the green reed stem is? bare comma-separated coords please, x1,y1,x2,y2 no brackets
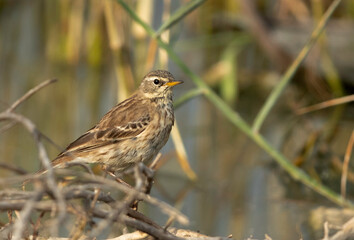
117,0,155,36
252,0,343,133
155,0,206,37
174,88,205,109
116,0,353,207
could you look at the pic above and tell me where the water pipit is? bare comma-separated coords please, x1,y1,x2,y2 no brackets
51,70,183,174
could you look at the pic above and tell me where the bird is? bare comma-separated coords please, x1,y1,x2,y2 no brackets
50,70,183,174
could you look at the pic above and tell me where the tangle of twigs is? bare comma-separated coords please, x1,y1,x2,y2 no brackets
0,79,231,240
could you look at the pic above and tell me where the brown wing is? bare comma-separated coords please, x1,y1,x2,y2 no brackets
53,94,152,162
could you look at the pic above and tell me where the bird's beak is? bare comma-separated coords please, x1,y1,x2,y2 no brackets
165,80,184,87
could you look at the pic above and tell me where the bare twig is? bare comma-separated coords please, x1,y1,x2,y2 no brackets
6,166,186,222
297,95,354,115
6,79,57,113
126,208,162,229
67,169,189,225
12,187,45,240
0,121,17,134
323,221,329,240
0,189,34,200
89,164,153,237
63,161,95,175
1,88,66,236
62,185,115,203
0,194,167,234
0,112,66,232
340,131,354,199
7,211,13,239
325,217,354,240
0,163,27,175
92,208,184,240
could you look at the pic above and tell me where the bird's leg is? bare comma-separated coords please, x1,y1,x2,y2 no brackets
100,165,133,188
101,167,140,210
129,162,157,210
142,153,161,194
141,163,155,195
105,170,133,189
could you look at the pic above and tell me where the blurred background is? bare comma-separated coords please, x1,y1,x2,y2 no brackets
0,0,354,239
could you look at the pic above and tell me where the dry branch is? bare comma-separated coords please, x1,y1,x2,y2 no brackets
0,79,228,239
322,217,354,240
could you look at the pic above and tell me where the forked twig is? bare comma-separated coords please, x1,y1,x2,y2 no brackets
0,78,66,239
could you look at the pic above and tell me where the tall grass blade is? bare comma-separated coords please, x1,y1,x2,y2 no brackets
252,0,343,133
155,0,206,37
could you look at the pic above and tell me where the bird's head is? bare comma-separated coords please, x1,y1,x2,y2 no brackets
139,70,183,99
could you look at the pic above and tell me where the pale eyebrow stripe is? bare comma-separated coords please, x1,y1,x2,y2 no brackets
146,77,168,81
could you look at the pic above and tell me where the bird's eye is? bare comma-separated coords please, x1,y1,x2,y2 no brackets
153,79,160,85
